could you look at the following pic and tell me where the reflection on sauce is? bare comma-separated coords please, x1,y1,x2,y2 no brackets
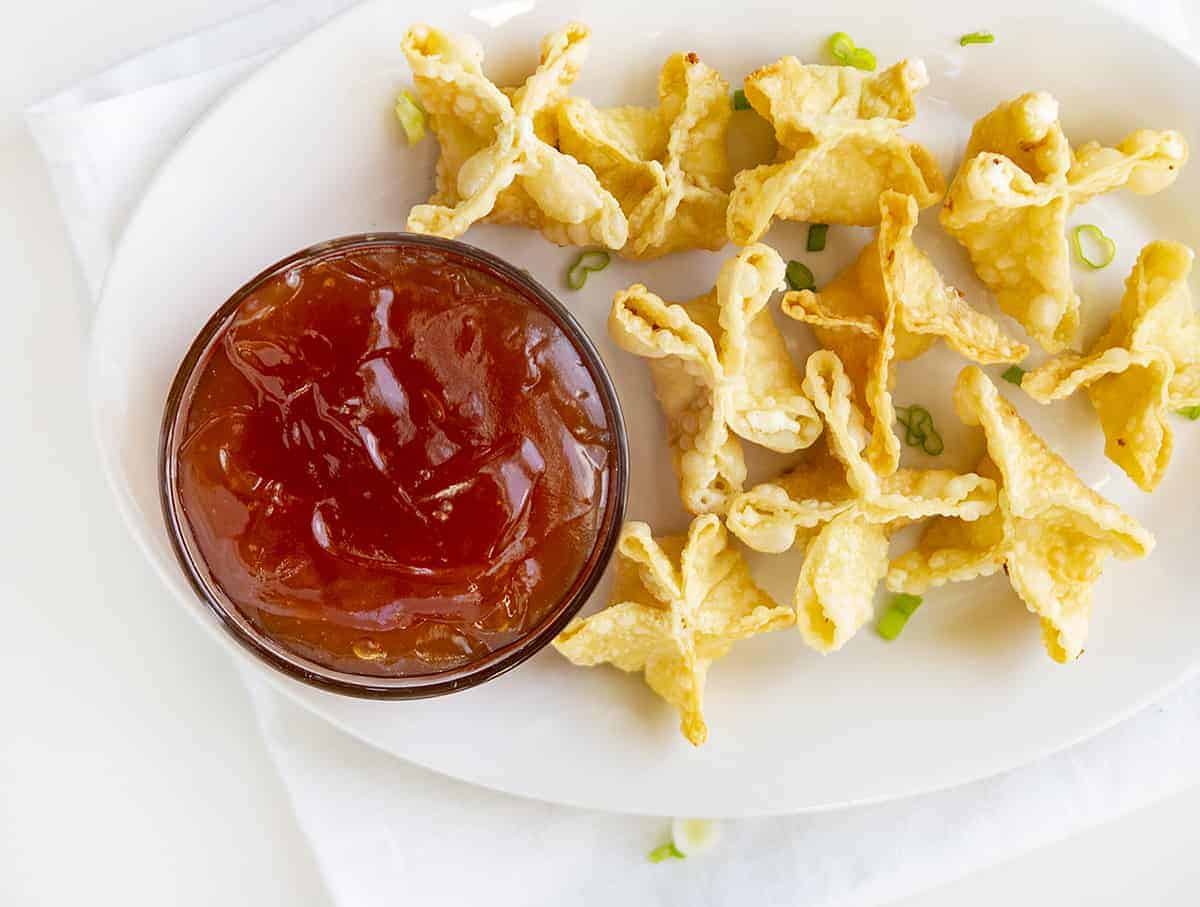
174,245,615,676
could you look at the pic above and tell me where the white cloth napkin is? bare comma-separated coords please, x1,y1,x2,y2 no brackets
27,2,1200,904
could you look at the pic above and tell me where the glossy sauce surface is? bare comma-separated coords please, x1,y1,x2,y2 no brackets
174,245,616,676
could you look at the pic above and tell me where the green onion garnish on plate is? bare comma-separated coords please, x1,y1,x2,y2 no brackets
1179,405,1200,420
920,430,944,456
960,31,995,46
732,89,751,110
394,90,426,146
1071,224,1116,270
1001,365,1025,385
877,593,923,641
828,32,877,71
807,224,829,252
566,250,611,290
648,842,685,863
651,818,718,862
896,404,944,456
672,818,719,856
785,260,816,292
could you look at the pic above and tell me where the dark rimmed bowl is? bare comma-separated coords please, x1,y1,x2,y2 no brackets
159,233,628,699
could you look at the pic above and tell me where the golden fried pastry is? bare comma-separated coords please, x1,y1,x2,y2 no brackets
726,352,997,652
1022,241,1200,491
941,92,1187,351
610,244,822,514
888,367,1154,662
553,516,794,745
403,23,627,248
557,51,732,259
782,191,1027,476
726,58,944,245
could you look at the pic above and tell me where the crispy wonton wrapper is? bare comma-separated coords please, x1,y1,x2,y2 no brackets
557,51,732,259
611,244,823,514
1023,241,1200,491
726,58,945,245
726,351,997,652
782,190,1028,476
941,92,1187,352
888,367,1154,662
553,516,794,746
403,23,627,248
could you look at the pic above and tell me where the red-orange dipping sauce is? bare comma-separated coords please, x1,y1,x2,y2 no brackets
165,237,624,687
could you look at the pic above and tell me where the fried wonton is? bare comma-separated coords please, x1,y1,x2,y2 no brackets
782,190,1027,476
888,366,1154,662
553,515,793,745
403,23,627,248
941,91,1187,352
726,351,997,652
726,58,945,245
1023,241,1200,491
557,51,732,259
610,244,823,514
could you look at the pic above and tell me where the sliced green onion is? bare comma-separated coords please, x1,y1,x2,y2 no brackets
394,90,426,146
1179,405,1200,420
878,594,923,640
876,610,908,640
960,31,995,46
1001,365,1025,385
828,32,877,71
896,404,930,438
829,32,856,63
829,32,855,60
649,842,685,863
1071,224,1116,270
566,250,611,290
896,405,943,456
848,47,877,70
807,224,829,252
566,265,587,290
785,260,816,292
671,818,719,856
732,89,751,110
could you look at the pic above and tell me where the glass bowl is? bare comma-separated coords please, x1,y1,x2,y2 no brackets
159,234,628,699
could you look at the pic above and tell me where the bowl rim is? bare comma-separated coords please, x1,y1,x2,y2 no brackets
158,232,629,699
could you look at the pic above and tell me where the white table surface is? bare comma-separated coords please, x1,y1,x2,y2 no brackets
3,3,1199,905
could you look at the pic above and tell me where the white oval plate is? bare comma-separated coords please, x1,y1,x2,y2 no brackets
91,0,1200,817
